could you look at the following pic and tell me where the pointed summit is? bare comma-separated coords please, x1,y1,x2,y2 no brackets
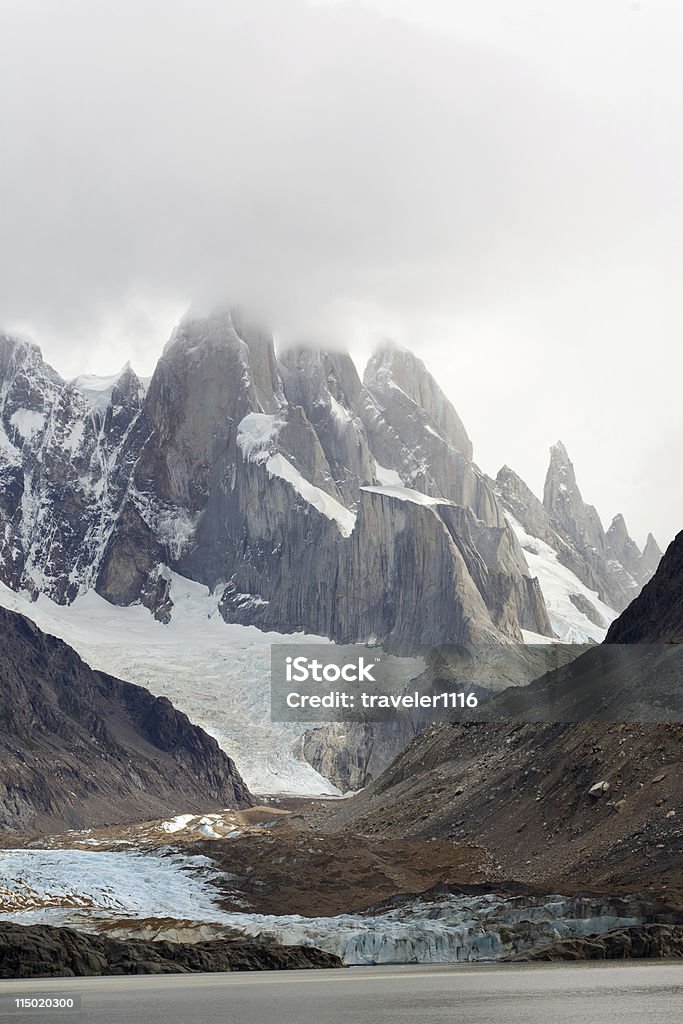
641,532,664,584
644,532,663,558
161,307,282,415
544,441,579,498
364,342,473,459
540,442,665,611
606,513,642,579
543,441,604,552
0,333,61,384
608,512,629,543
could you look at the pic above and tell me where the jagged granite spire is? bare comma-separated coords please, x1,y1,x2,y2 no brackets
641,532,664,583
606,513,643,580
543,441,606,554
541,442,654,611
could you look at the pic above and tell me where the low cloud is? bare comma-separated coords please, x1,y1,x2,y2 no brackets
1,0,681,546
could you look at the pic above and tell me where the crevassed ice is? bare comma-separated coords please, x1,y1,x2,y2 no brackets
0,850,644,966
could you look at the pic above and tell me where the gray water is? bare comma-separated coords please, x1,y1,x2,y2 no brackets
1,962,681,1024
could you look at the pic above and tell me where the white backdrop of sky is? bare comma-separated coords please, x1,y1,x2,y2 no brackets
1,0,681,546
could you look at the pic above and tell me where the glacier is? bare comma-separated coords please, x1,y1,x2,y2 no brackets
0,848,645,966
0,575,339,797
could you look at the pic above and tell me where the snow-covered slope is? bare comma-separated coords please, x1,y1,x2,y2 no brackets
361,483,447,506
507,515,617,643
0,576,339,797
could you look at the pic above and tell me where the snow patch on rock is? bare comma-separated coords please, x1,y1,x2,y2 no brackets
267,454,356,536
362,484,450,508
9,409,44,439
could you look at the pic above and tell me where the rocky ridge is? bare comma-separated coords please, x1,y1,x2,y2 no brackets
1,315,659,649
505,923,683,962
495,446,664,622
0,605,252,832
0,316,559,645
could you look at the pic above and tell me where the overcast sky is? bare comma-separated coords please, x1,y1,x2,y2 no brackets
1,0,681,547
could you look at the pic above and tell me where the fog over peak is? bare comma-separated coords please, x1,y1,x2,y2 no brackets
1,0,681,547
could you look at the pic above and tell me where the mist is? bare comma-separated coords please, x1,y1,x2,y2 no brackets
1,0,681,547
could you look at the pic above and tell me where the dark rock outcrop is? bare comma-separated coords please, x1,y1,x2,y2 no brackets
0,606,252,832
606,530,683,644
0,923,343,978
506,923,683,962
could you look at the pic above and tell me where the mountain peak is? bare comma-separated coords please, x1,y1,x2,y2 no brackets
363,342,473,460
640,531,665,583
547,440,575,477
606,512,643,582
165,307,243,356
159,307,283,416
607,513,630,547
645,532,663,555
544,441,583,509
72,364,143,414
0,333,60,383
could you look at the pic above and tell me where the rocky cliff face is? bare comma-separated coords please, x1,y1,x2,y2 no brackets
360,343,498,523
0,923,343,977
278,345,376,505
0,335,149,603
1,312,667,806
0,605,252,832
